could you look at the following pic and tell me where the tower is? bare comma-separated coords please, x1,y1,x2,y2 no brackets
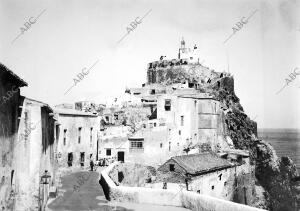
178,37,186,59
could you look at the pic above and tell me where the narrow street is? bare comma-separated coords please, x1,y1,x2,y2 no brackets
46,168,190,211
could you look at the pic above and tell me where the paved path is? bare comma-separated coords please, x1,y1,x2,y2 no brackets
47,169,190,211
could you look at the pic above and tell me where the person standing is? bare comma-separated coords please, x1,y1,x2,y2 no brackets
90,159,94,171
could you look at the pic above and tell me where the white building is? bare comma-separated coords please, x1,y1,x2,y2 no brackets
54,108,100,168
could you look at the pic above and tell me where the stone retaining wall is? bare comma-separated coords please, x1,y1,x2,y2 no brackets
99,162,267,211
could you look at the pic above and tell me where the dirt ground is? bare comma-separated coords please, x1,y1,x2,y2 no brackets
46,169,190,211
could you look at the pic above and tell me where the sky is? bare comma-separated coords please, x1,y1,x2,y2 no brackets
0,0,299,129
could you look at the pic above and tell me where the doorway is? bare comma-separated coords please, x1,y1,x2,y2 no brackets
80,152,85,166
117,151,124,162
68,153,73,167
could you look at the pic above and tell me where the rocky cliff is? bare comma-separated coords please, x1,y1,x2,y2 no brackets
208,76,299,211
147,63,299,210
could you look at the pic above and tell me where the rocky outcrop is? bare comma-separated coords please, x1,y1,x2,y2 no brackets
255,141,299,211
208,76,299,211
108,163,155,187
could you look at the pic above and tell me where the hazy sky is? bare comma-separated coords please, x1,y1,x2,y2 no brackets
0,0,299,129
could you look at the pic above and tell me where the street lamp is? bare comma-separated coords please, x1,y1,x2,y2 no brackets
41,170,51,184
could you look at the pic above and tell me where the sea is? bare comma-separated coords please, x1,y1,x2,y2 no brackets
258,128,300,173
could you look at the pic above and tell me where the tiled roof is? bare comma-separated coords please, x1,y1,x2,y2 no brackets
0,63,27,87
170,152,232,175
177,93,216,100
54,108,98,117
25,97,53,112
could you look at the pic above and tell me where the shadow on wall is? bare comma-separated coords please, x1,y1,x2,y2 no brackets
99,174,111,201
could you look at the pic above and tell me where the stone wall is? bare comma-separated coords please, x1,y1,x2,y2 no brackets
99,162,266,211
0,72,22,211
13,98,57,211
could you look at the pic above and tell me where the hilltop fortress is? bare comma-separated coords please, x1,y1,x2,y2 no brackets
103,39,299,211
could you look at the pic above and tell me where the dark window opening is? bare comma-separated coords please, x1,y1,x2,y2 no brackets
90,128,93,147
78,127,82,144
150,89,155,95
169,164,175,171
211,185,214,190
224,181,227,186
180,116,184,126
11,170,14,186
63,129,67,145
164,99,171,111
197,190,200,194
188,83,194,88
179,130,181,135
160,143,163,148
106,149,111,156
118,171,124,183
154,122,157,127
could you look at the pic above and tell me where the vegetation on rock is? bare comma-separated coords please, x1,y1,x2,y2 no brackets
208,76,299,211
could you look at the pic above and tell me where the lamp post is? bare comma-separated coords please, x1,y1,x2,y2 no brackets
41,170,51,184
40,170,51,211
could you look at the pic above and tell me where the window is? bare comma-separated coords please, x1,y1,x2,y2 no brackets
180,116,184,126
224,182,227,186
106,149,111,156
154,122,157,127
129,138,144,152
130,141,143,148
179,130,181,135
90,128,93,147
164,99,171,111
160,143,163,148
218,174,222,181
68,152,73,163
151,89,155,94
197,190,200,194
169,164,175,171
169,142,171,151
78,127,82,144
211,185,214,190
63,129,67,145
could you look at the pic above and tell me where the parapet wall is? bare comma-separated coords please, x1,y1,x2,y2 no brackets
99,162,267,211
